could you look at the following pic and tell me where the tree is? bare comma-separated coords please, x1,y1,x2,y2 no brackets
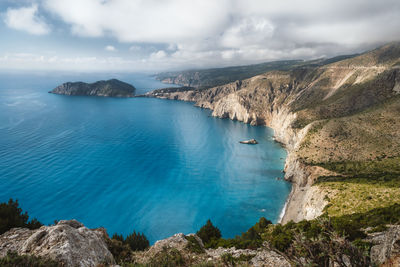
196,219,221,244
112,233,124,242
0,199,42,235
258,217,272,229
125,231,150,251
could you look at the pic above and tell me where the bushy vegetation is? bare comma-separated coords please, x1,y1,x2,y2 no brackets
283,220,370,267
316,156,400,176
313,157,400,216
147,247,184,267
125,231,150,251
198,217,271,249
196,220,221,245
106,237,133,264
185,235,204,254
0,198,42,235
194,205,400,266
0,251,61,267
111,231,149,251
107,231,150,264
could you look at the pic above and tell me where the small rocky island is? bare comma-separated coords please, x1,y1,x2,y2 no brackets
49,79,136,97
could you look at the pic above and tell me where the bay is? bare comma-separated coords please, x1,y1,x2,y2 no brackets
0,72,290,243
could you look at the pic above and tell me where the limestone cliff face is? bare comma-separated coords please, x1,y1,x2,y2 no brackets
50,79,136,97
0,220,114,267
146,42,400,223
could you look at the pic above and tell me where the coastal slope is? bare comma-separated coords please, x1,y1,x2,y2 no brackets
146,42,400,223
50,79,136,97
155,55,357,89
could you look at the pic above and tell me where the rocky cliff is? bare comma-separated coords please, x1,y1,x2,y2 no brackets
50,79,136,97
0,220,114,266
146,42,400,223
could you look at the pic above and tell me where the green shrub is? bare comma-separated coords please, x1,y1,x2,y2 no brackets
220,253,235,265
202,217,270,250
0,251,61,267
106,238,133,264
191,263,215,267
125,231,149,251
112,233,124,242
267,224,293,252
148,247,184,267
331,203,400,237
0,199,42,235
185,235,204,254
107,230,150,264
196,220,221,244
236,254,254,262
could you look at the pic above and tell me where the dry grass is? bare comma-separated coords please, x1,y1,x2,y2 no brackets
319,180,400,217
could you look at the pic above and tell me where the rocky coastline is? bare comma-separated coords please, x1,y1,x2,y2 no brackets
2,42,399,266
143,81,325,224
144,42,400,223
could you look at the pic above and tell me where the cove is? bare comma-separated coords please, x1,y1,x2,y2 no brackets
0,72,291,243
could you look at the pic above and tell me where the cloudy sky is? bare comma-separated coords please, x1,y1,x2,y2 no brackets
1,0,400,72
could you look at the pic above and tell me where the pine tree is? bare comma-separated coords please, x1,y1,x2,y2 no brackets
196,219,221,244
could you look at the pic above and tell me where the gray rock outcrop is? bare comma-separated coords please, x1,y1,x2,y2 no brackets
132,233,290,266
0,220,114,267
50,79,136,97
367,225,400,266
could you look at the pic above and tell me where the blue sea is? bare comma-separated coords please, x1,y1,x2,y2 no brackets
0,72,291,243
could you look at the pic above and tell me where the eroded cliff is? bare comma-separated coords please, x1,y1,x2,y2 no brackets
146,42,400,223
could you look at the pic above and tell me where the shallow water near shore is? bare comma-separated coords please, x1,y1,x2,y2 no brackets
0,72,290,243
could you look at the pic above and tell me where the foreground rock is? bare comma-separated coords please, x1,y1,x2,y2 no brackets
367,225,400,266
0,220,114,267
50,79,136,97
132,233,290,267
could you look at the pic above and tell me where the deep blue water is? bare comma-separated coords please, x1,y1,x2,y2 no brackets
0,72,290,243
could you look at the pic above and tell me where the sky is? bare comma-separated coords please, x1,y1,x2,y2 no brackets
1,0,400,73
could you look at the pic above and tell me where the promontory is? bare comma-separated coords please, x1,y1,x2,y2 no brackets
49,79,136,97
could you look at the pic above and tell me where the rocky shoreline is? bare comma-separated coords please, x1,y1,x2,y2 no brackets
143,43,400,224
143,85,324,224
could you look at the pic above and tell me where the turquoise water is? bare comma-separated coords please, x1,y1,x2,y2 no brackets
0,72,290,243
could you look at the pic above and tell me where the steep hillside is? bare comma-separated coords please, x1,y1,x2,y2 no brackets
146,42,400,223
155,55,357,89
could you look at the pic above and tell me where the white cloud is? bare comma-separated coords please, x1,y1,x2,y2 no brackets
0,52,138,72
40,0,400,69
129,45,141,51
220,17,274,49
2,0,400,71
43,0,231,43
105,45,116,52
4,4,50,35
150,50,167,60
